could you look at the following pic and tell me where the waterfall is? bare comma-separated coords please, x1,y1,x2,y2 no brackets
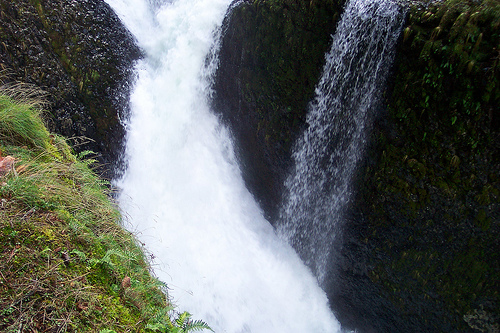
105,0,340,332
278,0,406,284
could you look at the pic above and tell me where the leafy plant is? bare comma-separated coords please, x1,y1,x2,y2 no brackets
146,309,213,333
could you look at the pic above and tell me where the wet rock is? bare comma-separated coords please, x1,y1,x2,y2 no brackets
215,0,499,332
0,0,141,178
213,0,345,220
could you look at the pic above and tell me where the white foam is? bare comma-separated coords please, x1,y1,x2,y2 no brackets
105,0,340,331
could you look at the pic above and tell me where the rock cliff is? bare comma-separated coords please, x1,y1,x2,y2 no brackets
215,0,499,331
0,0,140,177
214,0,346,220
338,1,499,331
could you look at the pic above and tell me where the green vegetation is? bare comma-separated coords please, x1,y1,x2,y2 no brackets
0,84,50,150
0,85,212,332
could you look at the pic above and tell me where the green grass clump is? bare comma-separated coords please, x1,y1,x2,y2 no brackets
0,84,212,332
0,90,50,150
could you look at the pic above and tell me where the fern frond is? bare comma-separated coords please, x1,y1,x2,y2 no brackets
176,311,191,327
183,319,214,332
70,249,87,261
77,150,95,159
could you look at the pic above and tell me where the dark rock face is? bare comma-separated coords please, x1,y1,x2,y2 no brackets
215,0,499,332
0,0,141,178
335,1,499,331
213,0,345,220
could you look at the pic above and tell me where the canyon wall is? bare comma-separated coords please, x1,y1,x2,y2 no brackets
0,0,140,177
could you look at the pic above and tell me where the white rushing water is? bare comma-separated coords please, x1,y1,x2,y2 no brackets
105,0,340,331
278,0,405,285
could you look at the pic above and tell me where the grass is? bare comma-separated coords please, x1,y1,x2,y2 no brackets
0,83,50,150
0,84,212,332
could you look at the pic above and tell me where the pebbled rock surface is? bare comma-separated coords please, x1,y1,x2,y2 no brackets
0,0,141,178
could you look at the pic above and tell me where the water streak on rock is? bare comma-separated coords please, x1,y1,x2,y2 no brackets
278,0,406,284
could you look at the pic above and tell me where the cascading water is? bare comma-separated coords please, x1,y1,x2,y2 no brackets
105,0,340,331
278,0,406,284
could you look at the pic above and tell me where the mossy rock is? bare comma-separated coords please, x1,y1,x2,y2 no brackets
339,0,499,331
214,0,499,331
0,0,141,178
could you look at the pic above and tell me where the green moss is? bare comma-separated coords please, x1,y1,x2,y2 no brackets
355,0,499,330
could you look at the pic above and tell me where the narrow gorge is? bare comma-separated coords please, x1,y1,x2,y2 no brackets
0,0,498,332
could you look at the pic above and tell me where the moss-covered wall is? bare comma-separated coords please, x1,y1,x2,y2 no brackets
216,0,499,331
0,0,140,177
335,0,499,331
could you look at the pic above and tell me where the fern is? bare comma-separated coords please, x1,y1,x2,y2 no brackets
183,319,214,332
145,322,167,332
175,311,214,333
77,150,95,160
146,309,213,333
175,311,191,328
70,249,87,261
